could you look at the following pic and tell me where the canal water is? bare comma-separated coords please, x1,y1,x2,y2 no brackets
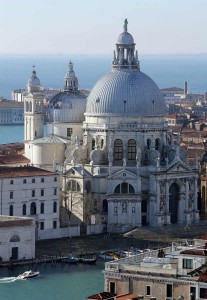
0,261,104,300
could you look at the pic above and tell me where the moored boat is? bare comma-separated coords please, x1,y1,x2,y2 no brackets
65,255,80,264
79,255,97,264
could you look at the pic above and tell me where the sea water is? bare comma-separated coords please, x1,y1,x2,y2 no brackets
1,54,207,100
0,261,104,300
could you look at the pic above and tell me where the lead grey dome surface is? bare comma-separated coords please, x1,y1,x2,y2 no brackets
117,32,134,45
47,91,86,123
85,69,166,117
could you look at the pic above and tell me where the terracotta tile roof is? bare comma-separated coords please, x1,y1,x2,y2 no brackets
0,155,30,164
0,101,24,108
180,249,207,256
0,166,57,178
87,292,115,299
198,275,207,282
116,294,140,300
186,149,205,158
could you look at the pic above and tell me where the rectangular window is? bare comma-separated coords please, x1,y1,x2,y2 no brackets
41,189,44,196
53,221,57,229
40,222,44,230
54,188,57,195
183,258,193,269
200,288,207,299
109,282,116,294
114,207,117,214
23,179,27,184
41,178,44,183
190,287,196,300
146,285,151,296
10,191,13,199
166,284,172,298
67,128,73,137
54,177,57,182
10,180,14,184
32,190,35,197
32,178,35,183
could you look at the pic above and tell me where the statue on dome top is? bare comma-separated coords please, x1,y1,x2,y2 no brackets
123,18,128,32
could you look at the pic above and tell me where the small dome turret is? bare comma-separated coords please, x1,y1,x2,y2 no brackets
27,67,41,93
64,61,78,91
47,60,86,123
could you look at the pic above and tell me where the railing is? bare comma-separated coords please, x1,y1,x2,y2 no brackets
105,246,173,271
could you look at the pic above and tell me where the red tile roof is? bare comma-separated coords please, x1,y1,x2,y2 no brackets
87,292,115,299
0,155,30,164
180,249,207,256
0,101,23,108
0,166,57,178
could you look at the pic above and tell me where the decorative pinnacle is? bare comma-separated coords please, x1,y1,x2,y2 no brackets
124,18,128,32
68,60,73,71
32,65,36,76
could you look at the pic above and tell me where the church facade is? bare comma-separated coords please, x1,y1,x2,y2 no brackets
24,21,199,233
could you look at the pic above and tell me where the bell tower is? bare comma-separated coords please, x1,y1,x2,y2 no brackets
24,67,44,159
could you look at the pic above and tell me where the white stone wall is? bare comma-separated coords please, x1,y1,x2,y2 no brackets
0,173,60,240
0,219,35,262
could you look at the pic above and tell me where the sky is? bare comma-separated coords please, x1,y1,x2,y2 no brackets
0,0,207,55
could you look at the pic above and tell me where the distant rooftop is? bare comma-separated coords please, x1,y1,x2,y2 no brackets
0,166,57,178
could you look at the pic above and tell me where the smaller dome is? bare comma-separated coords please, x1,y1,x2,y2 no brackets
47,91,86,123
27,69,41,93
117,32,134,45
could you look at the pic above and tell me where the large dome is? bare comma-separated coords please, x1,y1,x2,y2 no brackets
86,20,166,118
85,69,166,117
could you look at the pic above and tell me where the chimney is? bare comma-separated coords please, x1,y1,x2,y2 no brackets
184,81,188,96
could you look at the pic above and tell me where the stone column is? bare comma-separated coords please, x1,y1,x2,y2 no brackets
178,193,185,223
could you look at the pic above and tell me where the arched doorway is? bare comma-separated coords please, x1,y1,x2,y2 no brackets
169,183,180,224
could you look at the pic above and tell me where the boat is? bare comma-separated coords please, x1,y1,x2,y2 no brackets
17,270,40,279
79,254,97,264
65,255,80,264
99,251,123,261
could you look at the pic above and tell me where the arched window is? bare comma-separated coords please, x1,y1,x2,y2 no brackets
10,235,20,242
147,139,151,149
114,183,135,194
22,204,26,216
30,202,36,215
53,201,57,213
103,199,108,212
67,180,81,192
29,102,32,112
101,139,104,149
92,138,95,150
114,139,123,160
155,138,161,150
9,205,13,216
40,203,44,214
26,101,29,112
128,139,136,160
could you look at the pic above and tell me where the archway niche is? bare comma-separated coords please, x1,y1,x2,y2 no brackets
169,182,180,224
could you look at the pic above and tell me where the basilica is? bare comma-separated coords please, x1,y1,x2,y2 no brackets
23,20,199,233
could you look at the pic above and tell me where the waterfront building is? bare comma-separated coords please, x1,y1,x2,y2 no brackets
0,215,35,262
104,242,207,299
0,101,24,124
24,20,200,233
0,166,60,240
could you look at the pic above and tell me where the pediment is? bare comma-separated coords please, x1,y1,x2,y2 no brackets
65,166,92,178
166,160,191,173
110,168,138,180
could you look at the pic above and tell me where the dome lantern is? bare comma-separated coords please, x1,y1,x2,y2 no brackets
113,19,140,71
64,60,78,92
27,66,41,93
